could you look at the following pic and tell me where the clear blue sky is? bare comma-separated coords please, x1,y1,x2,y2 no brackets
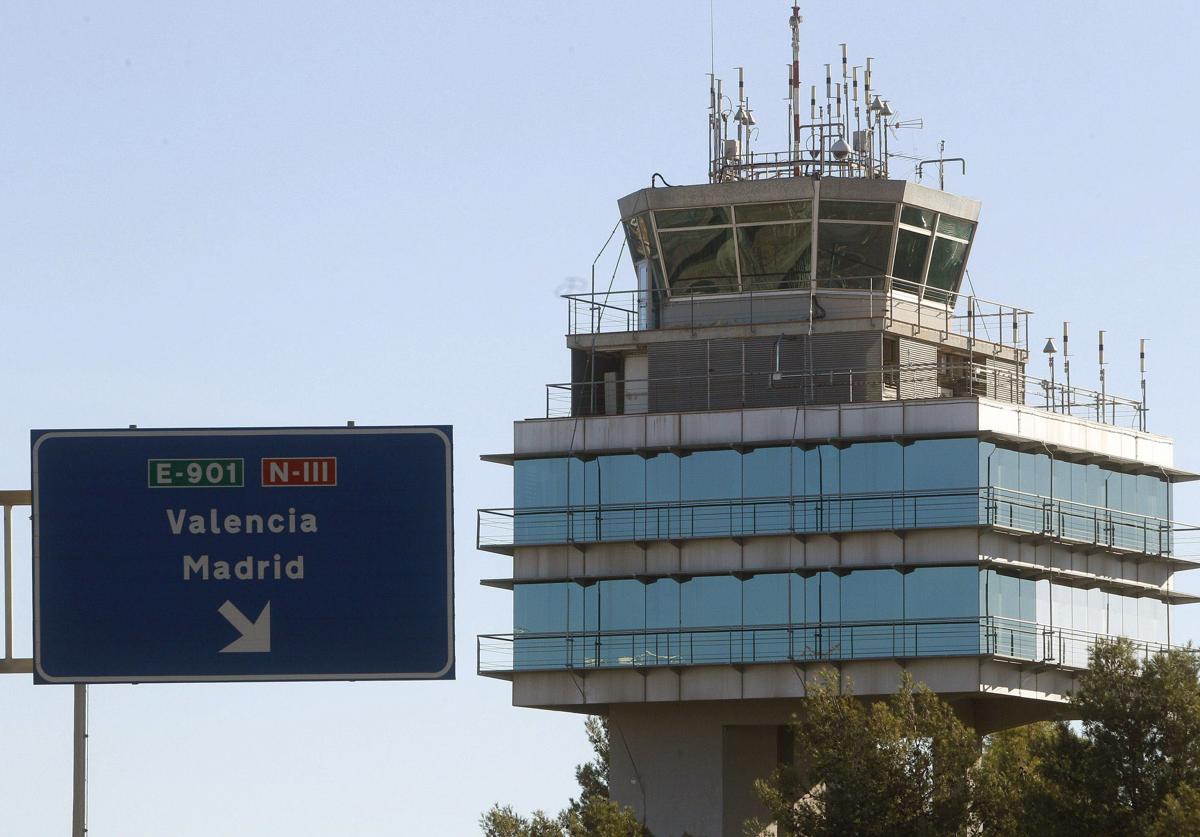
2,2,1199,834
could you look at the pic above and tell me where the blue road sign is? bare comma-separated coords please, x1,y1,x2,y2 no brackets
32,427,453,683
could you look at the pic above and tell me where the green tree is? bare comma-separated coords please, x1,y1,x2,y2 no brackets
1024,639,1200,836
1149,782,1200,836
748,672,981,836
972,722,1055,837
480,716,650,836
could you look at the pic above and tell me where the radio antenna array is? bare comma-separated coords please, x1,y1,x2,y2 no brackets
708,6,950,184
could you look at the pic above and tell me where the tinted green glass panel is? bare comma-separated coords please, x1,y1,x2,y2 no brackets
736,223,811,290
819,200,896,222
735,201,812,224
655,206,731,229
892,228,931,284
925,236,968,294
900,205,935,229
936,215,975,240
659,228,739,294
817,222,893,279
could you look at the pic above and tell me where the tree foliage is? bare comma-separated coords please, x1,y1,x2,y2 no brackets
750,639,1200,837
1019,639,1200,836
480,716,650,837
748,671,981,836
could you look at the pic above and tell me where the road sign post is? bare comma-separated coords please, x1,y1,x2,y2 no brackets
32,426,454,683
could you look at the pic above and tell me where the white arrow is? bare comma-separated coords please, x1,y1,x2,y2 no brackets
218,600,271,653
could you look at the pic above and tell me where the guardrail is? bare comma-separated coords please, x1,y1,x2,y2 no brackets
477,616,1176,675
546,359,1146,429
478,485,1178,558
566,275,1030,353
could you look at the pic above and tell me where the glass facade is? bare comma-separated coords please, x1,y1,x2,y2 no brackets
509,567,1169,671
639,199,974,301
509,438,1171,553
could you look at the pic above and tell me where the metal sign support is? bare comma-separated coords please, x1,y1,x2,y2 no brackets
73,683,87,836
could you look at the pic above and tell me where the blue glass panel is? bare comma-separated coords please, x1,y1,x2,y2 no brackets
903,568,980,656
598,579,645,631
841,569,902,622
840,444,902,532
598,455,646,505
646,578,680,628
514,582,569,634
905,439,979,527
514,582,570,670
1053,459,1072,502
839,569,902,657
681,449,740,501
1084,464,1105,507
598,579,645,666
596,454,645,540
644,452,680,540
742,447,792,535
817,572,844,657
743,574,790,625
681,450,740,538
982,445,1018,492
682,575,741,627
790,573,816,626
741,574,790,662
840,441,902,494
905,438,978,490
1019,451,1051,498
515,457,568,509
514,458,570,543
1070,461,1087,505
904,567,978,619
643,578,680,666
680,575,738,665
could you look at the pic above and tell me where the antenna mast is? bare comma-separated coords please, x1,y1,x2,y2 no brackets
790,5,802,175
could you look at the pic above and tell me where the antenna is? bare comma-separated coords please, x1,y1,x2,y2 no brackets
1098,330,1107,423
1062,321,1071,410
1140,338,1148,431
703,12,945,183
790,5,802,175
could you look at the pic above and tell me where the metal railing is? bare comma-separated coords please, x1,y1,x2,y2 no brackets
546,359,1146,428
566,275,1030,353
477,615,1178,675
478,485,1180,559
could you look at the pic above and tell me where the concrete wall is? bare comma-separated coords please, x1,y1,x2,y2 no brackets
512,398,1179,472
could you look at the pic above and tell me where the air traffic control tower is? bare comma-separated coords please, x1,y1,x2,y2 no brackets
477,10,1197,836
